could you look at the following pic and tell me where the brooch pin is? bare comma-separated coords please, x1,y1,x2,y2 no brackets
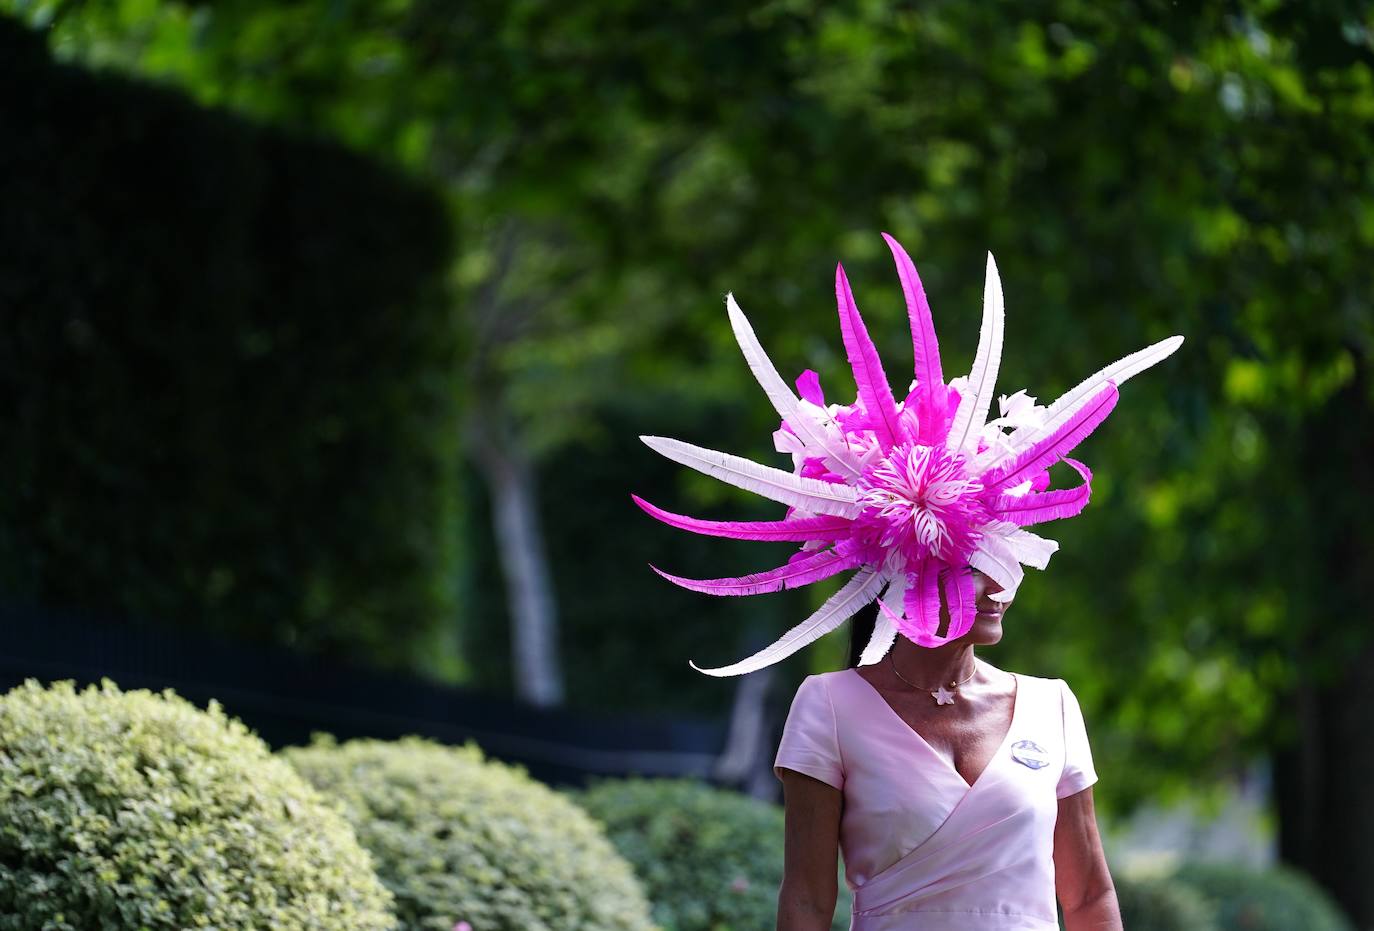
1010,739,1049,770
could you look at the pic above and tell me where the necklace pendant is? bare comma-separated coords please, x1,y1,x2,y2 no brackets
932,685,957,706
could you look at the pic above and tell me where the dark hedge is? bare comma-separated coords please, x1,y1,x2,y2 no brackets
0,17,462,672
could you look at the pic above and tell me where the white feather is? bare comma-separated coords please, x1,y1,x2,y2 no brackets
727,294,863,479
998,335,1185,461
640,435,860,517
946,253,1006,456
983,521,1060,570
969,537,1024,604
859,573,905,665
691,568,886,677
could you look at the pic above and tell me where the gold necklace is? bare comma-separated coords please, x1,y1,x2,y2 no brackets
888,653,977,706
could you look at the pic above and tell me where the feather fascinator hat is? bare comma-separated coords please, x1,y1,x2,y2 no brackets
635,235,1182,676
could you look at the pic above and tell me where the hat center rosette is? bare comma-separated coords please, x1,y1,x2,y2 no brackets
855,445,987,568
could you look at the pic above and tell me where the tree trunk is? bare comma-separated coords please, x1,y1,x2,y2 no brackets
473,427,564,708
1276,645,1374,927
713,666,777,799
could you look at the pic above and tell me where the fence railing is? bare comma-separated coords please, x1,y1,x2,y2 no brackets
0,602,726,787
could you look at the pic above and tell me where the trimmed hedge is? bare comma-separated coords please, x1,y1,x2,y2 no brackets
1113,875,1217,931
572,777,851,931
0,16,460,674
0,679,395,930
1170,862,1353,931
283,737,655,931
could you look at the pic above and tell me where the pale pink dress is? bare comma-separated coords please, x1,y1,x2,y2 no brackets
774,668,1097,930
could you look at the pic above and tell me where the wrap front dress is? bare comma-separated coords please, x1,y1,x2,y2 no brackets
774,669,1097,930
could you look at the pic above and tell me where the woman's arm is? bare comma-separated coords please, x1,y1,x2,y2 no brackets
777,767,843,931
1054,786,1121,930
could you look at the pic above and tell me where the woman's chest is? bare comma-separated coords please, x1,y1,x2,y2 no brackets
831,674,1065,884
880,694,1015,787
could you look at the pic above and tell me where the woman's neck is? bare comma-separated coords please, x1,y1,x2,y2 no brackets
886,638,977,689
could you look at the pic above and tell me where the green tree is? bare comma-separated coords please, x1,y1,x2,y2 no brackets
7,1,1374,921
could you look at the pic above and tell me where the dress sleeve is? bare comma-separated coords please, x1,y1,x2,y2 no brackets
774,675,844,790
1056,678,1098,799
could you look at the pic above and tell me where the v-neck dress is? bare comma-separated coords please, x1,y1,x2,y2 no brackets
774,669,1097,930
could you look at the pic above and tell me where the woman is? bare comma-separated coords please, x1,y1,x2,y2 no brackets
775,582,1118,930
633,235,1178,930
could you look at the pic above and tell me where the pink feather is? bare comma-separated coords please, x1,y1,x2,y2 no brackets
795,370,825,406
987,459,1094,527
835,263,904,450
651,546,860,596
899,558,946,647
983,384,1118,493
882,233,945,411
943,565,977,641
631,495,853,542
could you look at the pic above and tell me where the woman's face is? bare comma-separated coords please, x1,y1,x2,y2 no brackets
959,568,1010,645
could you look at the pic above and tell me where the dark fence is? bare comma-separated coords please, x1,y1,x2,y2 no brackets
0,602,726,787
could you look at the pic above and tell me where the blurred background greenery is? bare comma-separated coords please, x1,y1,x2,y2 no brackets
2,0,1373,925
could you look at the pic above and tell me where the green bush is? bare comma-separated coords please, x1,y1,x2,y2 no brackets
1112,875,1217,931
572,778,851,931
283,736,655,931
1170,862,1353,931
0,679,395,930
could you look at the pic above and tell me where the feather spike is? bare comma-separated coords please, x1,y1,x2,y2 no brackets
945,253,1006,455
860,573,906,665
986,459,1093,526
982,385,1117,493
1004,335,1184,452
881,233,944,407
640,435,860,517
835,264,904,450
727,295,862,478
651,547,859,597
690,568,886,676
631,494,854,541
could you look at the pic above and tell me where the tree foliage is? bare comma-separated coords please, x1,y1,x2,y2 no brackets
7,0,1374,815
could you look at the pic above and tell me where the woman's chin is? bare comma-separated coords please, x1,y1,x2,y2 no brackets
969,612,1006,645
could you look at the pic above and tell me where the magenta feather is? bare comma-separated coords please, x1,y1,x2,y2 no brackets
882,233,945,408
983,384,1118,493
835,263,904,450
987,459,1094,527
899,558,945,647
795,370,825,406
874,584,907,648
651,546,860,597
943,565,976,641
631,495,853,542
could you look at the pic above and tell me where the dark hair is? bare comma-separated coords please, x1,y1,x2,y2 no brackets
846,602,881,668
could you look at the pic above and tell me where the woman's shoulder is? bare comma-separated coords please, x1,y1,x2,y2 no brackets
790,668,856,697
1008,670,1063,688
786,669,865,709
987,662,1072,691
987,664,1077,708
809,668,858,685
